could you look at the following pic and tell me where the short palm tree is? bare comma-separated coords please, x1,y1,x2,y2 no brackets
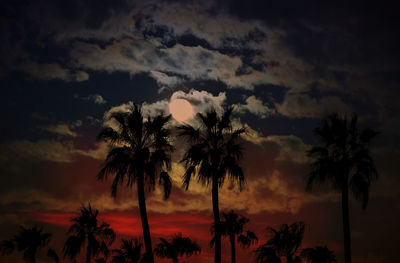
97,104,174,263
307,113,378,263
211,210,257,263
154,234,201,263
254,246,281,263
256,222,305,263
63,204,116,263
301,246,336,263
178,107,245,263
0,225,52,263
111,238,143,263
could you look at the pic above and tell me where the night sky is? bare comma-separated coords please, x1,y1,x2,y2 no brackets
1,0,400,262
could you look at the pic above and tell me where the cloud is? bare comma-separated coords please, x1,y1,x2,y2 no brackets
75,93,107,104
103,89,227,127
20,62,89,82
0,140,76,163
234,95,274,118
88,94,107,104
275,93,353,118
42,124,77,137
241,125,310,164
0,139,109,164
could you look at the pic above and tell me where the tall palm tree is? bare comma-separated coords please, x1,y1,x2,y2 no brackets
63,204,116,263
97,104,174,263
111,238,143,263
0,225,52,263
301,246,336,263
211,210,258,263
178,107,245,263
307,113,378,263
154,233,201,263
97,104,173,262
256,222,304,263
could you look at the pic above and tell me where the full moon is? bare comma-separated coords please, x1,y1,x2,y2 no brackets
169,99,194,122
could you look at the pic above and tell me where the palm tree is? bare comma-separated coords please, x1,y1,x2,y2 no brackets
301,246,336,263
97,104,174,263
63,204,116,263
154,233,201,263
178,107,245,263
254,246,281,263
211,210,257,263
47,248,60,263
0,225,52,263
111,238,143,263
307,113,378,263
256,222,305,263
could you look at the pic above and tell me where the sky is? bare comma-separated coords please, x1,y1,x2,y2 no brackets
1,0,400,262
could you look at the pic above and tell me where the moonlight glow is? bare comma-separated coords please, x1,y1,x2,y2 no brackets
169,99,194,122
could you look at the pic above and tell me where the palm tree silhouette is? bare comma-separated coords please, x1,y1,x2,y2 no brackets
154,233,201,263
47,248,60,263
111,238,143,263
307,113,378,263
254,246,281,263
0,225,52,263
97,104,174,263
63,204,116,263
255,222,305,263
211,210,257,263
301,246,336,263
178,107,245,263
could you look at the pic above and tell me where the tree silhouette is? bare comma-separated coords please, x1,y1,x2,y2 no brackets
307,113,378,263
254,246,281,263
178,107,245,263
0,225,52,263
154,233,201,263
97,104,174,263
301,246,336,263
255,222,305,263
63,204,116,263
111,238,143,263
211,210,257,263
47,248,60,263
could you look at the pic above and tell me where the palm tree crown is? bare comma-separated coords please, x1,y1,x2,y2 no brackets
97,104,174,263
0,225,52,263
211,210,257,263
63,204,115,263
111,239,143,263
307,113,378,263
154,233,201,263
307,113,378,208
256,222,305,263
178,107,245,263
301,246,336,263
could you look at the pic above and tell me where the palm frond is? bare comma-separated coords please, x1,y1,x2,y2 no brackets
47,248,59,263
159,171,172,200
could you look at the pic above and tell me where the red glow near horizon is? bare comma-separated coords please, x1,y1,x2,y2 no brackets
24,210,213,241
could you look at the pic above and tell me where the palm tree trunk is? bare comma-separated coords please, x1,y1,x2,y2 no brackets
86,243,91,263
137,174,154,263
30,253,36,263
230,234,236,263
173,256,179,263
342,183,352,263
212,175,221,263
